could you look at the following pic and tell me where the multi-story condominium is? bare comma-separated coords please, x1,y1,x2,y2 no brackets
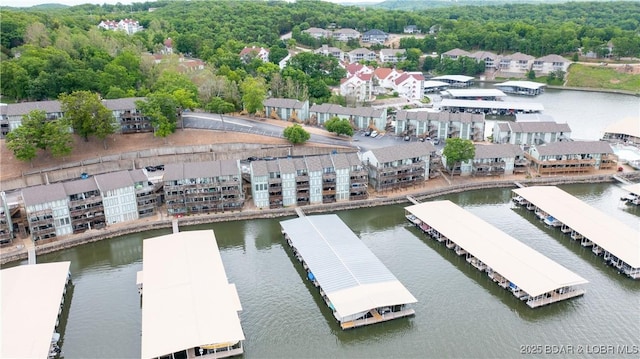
395,110,485,142
394,72,425,100
103,98,151,134
0,192,14,245
333,28,361,41
469,51,498,69
403,25,421,34
1,101,63,137
440,48,471,61
131,170,158,218
347,48,377,63
22,183,72,241
163,160,243,215
309,103,387,131
293,158,311,206
379,49,407,64
263,98,309,121
362,29,388,43
373,67,404,91
95,171,140,225
63,179,106,234
532,54,571,74
266,160,283,209
492,120,571,145
314,45,345,61
344,62,374,77
444,144,526,177
525,141,617,175
306,156,324,205
340,73,374,103
249,161,270,208
330,153,351,202
320,155,337,203
362,142,436,191
345,153,369,200
500,52,535,73
278,159,297,207
98,19,143,34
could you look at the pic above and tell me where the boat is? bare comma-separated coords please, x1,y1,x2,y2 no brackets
543,215,561,227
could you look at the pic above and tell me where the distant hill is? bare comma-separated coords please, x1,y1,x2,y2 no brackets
3,3,71,10
374,0,598,10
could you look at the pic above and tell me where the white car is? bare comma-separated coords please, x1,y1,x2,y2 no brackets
370,130,378,138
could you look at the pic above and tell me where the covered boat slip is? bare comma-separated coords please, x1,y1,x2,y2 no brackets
494,81,546,96
621,183,640,205
441,89,507,101
280,214,417,330
139,230,245,359
439,99,544,115
405,201,587,308
512,186,640,279
1,261,71,359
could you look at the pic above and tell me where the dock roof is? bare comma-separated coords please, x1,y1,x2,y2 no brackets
513,186,640,268
140,230,244,359
440,99,544,112
280,215,417,319
494,81,546,90
622,183,640,196
405,201,588,297
1,262,71,359
602,116,640,138
442,89,507,98
431,75,474,83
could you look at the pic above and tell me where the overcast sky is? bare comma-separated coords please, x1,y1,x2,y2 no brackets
5,0,381,8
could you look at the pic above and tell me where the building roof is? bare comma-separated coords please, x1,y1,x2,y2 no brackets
304,155,323,172
441,48,470,57
405,201,588,297
423,80,450,89
442,89,507,98
367,142,435,164
309,103,384,118
279,215,417,319
219,159,239,176
474,143,524,159
263,98,306,109
469,51,498,60
440,99,544,112
513,186,640,268
602,117,640,138
533,141,613,156
494,81,547,90
431,75,474,83
63,177,99,196
622,183,640,197
163,163,184,182
536,54,569,63
1,262,71,359
102,97,146,110
349,47,375,56
507,121,571,134
507,52,535,61
331,152,350,170
515,113,555,122
130,169,149,184
277,158,296,174
22,183,67,207
250,160,269,177
95,171,134,192
395,110,484,124
141,230,244,359
380,48,406,57
5,100,62,116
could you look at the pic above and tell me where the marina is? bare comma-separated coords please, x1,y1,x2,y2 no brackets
493,81,546,96
439,98,544,115
139,230,245,359
1,261,71,359
279,214,417,329
440,89,507,101
405,200,588,308
512,186,640,279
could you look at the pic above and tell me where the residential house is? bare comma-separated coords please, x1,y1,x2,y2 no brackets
98,20,118,31
347,48,377,63
428,25,440,35
162,38,173,54
303,27,331,39
240,46,270,63
263,98,309,121
314,45,345,61
343,62,374,77
492,121,571,145
440,48,471,61
333,28,361,42
403,25,421,34
98,19,143,35
373,67,403,91
499,52,535,73
340,73,374,103
443,143,526,177
469,51,498,69
532,54,571,74
362,29,388,43
309,103,387,131
526,141,617,175
394,72,424,100
379,49,407,64
362,142,436,192
95,171,139,225
22,183,71,242
63,179,106,234
601,116,640,145
102,98,151,134
0,192,14,245
163,160,243,215
278,50,294,69
394,110,485,142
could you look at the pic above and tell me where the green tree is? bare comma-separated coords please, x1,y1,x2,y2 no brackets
442,138,475,175
136,93,179,141
324,117,354,137
206,97,235,114
5,110,73,163
59,91,115,148
527,69,536,80
240,77,267,115
283,124,310,144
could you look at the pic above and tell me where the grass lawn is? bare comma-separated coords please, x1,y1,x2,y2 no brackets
566,64,640,93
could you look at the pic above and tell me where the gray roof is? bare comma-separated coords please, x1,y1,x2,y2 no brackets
536,54,568,63
331,153,350,170
363,29,387,36
508,121,571,133
6,101,62,116
319,155,334,170
219,159,239,176
474,144,524,159
184,161,220,179
293,158,308,171
345,152,363,167
163,163,184,182
515,113,555,122
63,177,99,195
442,49,470,57
95,171,134,192
130,169,148,184
534,141,614,156
380,49,406,57
102,97,146,110
368,142,435,164
309,103,384,118
263,98,306,109
304,156,323,172
277,158,296,174
250,161,268,176
496,122,510,132
470,51,498,60
22,183,67,207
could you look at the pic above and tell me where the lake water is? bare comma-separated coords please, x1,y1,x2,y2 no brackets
8,90,640,359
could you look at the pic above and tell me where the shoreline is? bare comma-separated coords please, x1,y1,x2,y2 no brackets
3,171,638,265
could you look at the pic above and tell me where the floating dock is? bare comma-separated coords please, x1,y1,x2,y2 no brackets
405,200,588,308
621,183,640,205
280,214,417,329
494,81,546,96
139,230,245,359
440,98,544,115
512,186,640,279
1,261,71,359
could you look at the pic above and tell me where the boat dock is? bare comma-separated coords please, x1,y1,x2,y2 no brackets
441,89,507,101
139,230,245,359
621,183,640,205
512,186,640,279
1,261,71,359
493,81,546,96
439,99,544,115
280,214,417,330
405,200,588,308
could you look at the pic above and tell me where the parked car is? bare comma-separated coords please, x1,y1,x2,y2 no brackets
247,156,258,162
433,138,440,145
364,130,372,136
370,131,378,138
262,156,276,161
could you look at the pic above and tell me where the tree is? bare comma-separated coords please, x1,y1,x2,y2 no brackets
59,91,116,148
240,77,267,115
442,138,475,175
136,93,179,141
5,110,73,163
206,97,235,114
324,117,354,137
283,124,310,144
